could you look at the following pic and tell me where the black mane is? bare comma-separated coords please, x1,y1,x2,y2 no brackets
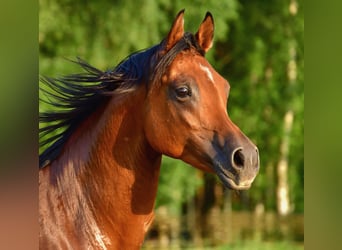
39,32,204,168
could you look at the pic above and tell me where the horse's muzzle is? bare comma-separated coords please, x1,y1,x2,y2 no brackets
212,135,260,190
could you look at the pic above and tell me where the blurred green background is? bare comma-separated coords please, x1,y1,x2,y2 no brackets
39,0,303,249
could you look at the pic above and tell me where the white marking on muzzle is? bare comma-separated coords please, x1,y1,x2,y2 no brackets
199,63,214,82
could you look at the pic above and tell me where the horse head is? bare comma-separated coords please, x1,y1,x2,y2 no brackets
144,10,259,190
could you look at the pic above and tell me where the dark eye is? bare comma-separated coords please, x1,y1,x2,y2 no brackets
175,86,192,100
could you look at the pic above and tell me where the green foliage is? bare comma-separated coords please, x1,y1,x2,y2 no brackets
156,156,203,215
39,0,238,73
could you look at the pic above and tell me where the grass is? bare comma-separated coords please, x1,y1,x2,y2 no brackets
208,240,304,250
143,240,304,250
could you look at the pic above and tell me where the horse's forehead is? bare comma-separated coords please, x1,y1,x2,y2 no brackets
198,63,214,83
169,53,227,87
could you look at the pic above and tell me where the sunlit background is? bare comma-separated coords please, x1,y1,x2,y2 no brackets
39,0,303,249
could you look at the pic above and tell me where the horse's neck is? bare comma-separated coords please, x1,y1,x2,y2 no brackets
40,89,162,249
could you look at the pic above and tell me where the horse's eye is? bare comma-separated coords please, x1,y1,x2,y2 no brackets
175,86,192,100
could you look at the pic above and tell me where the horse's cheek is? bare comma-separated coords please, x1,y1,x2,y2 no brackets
144,115,182,157
144,114,163,151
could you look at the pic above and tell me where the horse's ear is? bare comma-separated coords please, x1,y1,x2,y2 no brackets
195,12,214,53
165,9,185,51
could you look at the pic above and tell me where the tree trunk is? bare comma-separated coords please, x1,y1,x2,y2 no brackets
276,0,298,216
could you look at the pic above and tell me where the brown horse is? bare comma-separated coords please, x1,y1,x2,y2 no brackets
39,10,259,249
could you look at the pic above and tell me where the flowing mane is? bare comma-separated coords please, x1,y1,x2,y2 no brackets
39,32,203,168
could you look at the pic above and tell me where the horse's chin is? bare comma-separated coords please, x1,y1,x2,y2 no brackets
212,161,253,191
216,172,252,190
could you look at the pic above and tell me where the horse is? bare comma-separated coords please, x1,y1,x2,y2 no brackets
39,10,259,249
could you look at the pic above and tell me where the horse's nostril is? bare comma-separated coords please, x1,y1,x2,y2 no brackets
255,147,260,169
232,148,245,168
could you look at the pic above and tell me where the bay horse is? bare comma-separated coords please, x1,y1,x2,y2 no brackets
39,10,259,249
